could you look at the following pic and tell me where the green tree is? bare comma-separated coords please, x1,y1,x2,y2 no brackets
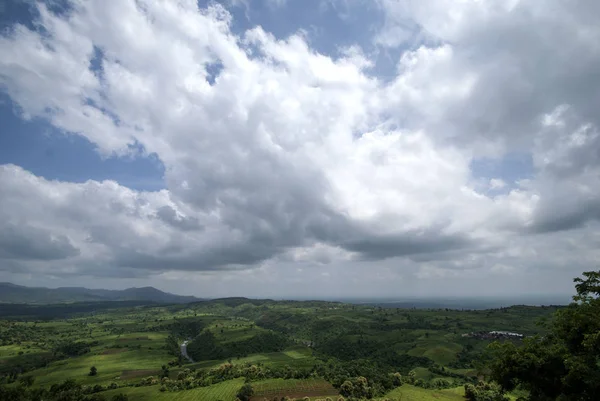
160,364,170,378
89,366,98,376
489,270,600,401
18,376,34,387
464,381,509,401
235,383,254,401
339,376,373,399
165,334,180,357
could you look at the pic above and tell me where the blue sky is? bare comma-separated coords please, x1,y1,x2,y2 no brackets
0,1,164,190
1,93,165,190
0,0,531,193
0,0,597,298
1,0,385,192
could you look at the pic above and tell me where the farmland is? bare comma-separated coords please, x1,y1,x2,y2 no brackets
382,384,466,401
0,299,559,400
251,378,338,400
102,377,245,401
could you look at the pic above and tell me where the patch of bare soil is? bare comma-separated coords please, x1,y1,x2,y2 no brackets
101,348,129,355
120,369,159,379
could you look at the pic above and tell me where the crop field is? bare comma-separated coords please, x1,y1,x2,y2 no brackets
382,384,526,401
382,384,465,401
251,378,338,400
213,322,266,343
407,340,463,365
181,346,317,371
0,298,556,401
103,378,245,401
30,346,171,386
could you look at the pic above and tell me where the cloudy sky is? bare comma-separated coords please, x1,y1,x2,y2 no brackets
0,0,598,300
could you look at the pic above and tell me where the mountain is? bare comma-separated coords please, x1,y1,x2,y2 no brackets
0,282,201,304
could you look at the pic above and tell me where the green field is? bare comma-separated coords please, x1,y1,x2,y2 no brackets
252,378,338,399
30,346,171,387
0,299,556,400
383,384,465,401
411,340,464,366
103,378,245,401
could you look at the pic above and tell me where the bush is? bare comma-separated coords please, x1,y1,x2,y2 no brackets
92,384,104,393
464,381,509,401
236,383,254,401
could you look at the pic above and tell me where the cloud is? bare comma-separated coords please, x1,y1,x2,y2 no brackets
155,206,204,232
0,0,598,294
0,223,80,261
489,179,506,190
378,0,600,149
340,230,472,261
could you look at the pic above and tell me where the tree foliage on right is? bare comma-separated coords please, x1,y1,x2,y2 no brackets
489,270,600,401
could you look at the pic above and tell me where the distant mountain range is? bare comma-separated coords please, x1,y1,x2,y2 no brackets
0,282,202,304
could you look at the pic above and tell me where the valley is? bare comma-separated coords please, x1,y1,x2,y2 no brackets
0,297,558,400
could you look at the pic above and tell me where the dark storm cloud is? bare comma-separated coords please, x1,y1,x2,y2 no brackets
408,244,501,264
525,109,600,234
528,201,600,234
340,231,472,260
0,224,80,260
112,243,275,271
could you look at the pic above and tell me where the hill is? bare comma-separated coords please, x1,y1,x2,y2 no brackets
0,282,201,304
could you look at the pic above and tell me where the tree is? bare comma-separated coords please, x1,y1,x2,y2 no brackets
464,382,509,401
165,334,180,357
89,366,98,376
339,376,374,399
236,383,254,401
160,364,170,378
18,375,35,387
391,372,402,386
489,270,600,401
111,394,129,401
339,380,354,397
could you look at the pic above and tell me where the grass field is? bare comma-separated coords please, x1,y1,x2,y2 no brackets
251,378,338,400
30,346,172,387
0,298,556,401
0,344,47,361
181,346,317,371
214,323,266,343
383,384,465,401
103,378,245,401
383,384,526,401
407,340,463,366
411,367,439,381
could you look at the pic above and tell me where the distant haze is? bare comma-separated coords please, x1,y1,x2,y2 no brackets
333,295,573,310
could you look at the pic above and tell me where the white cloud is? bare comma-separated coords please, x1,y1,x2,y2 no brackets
489,179,506,190
0,0,598,296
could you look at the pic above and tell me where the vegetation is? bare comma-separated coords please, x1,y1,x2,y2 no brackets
489,271,600,401
0,273,590,400
235,383,253,401
0,282,199,304
186,330,291,361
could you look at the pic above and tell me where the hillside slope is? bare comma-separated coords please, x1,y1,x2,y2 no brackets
0,282,201,304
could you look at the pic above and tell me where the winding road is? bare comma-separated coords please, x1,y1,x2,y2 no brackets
180,340,194,363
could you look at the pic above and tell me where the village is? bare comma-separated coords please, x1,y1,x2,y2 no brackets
462,330,524,340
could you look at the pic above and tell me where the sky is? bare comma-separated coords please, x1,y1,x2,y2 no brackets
0,0,599,300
